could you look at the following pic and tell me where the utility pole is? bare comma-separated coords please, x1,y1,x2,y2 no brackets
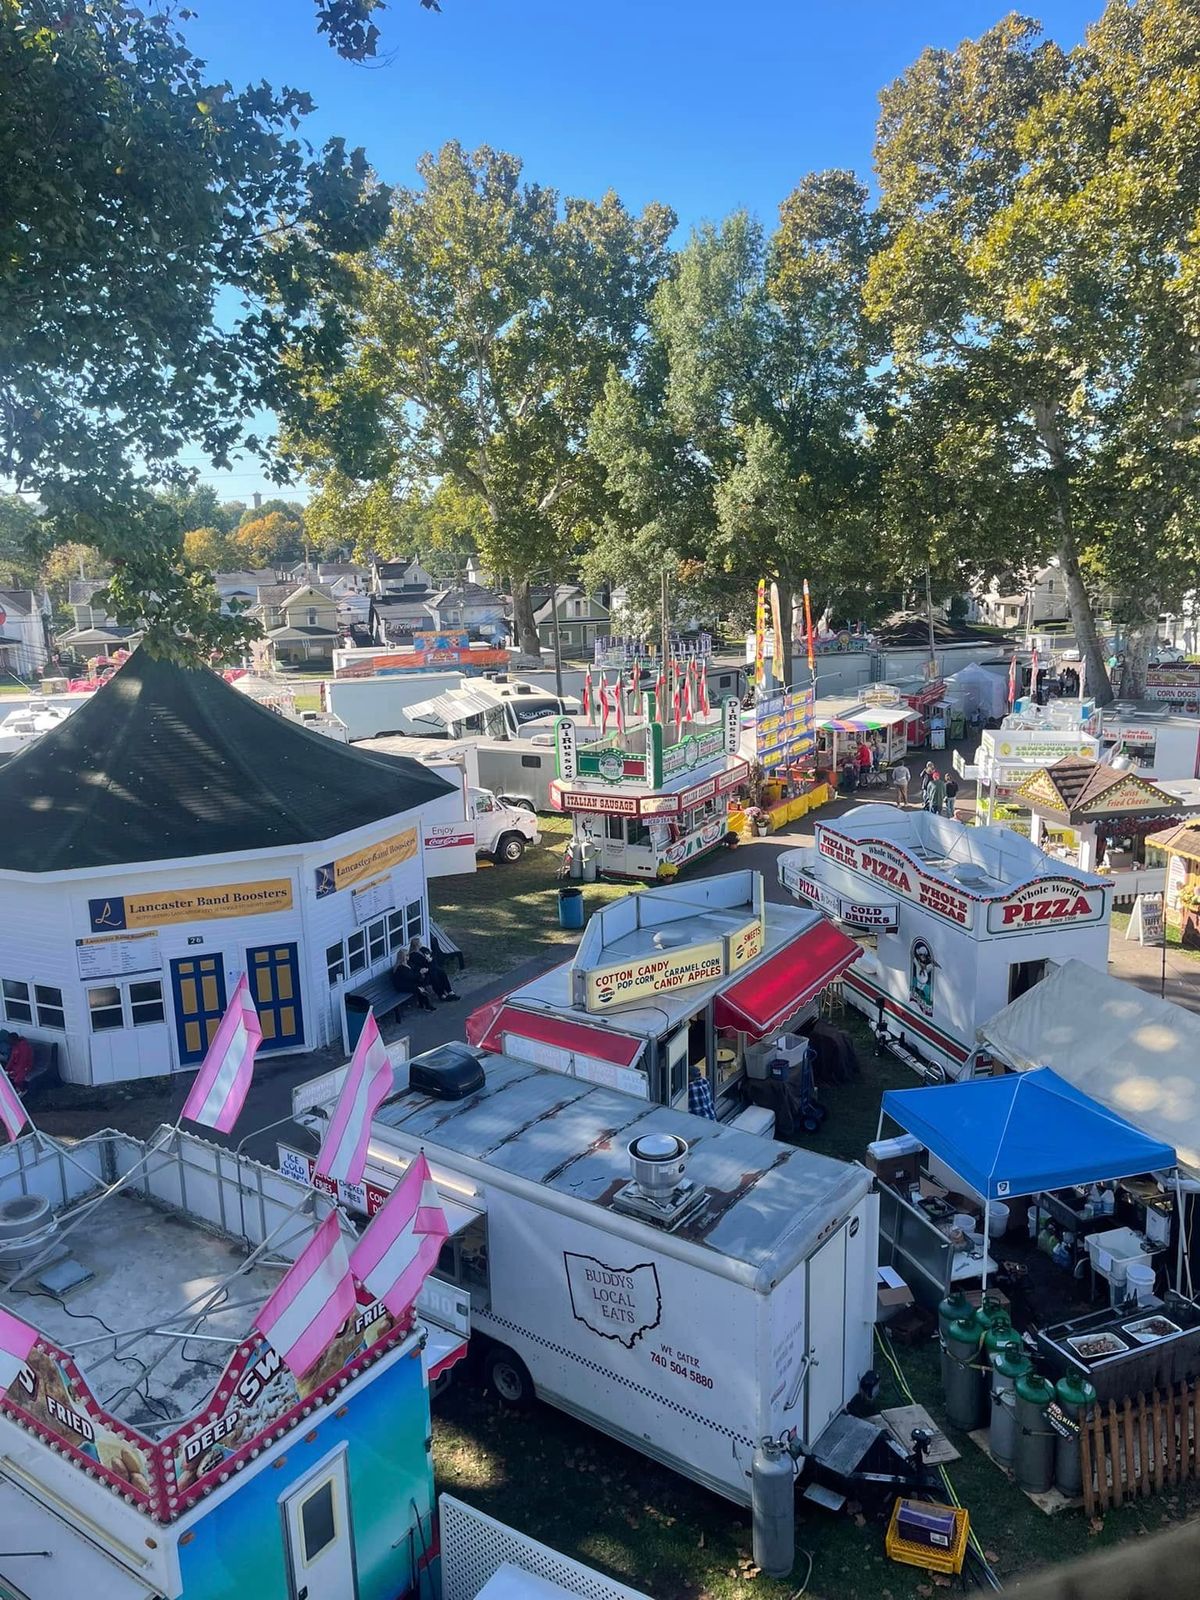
550,576,564,702
924,567,938,679
660,567,670,675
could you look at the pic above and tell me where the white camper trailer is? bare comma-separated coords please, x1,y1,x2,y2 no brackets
293,1047,878,1540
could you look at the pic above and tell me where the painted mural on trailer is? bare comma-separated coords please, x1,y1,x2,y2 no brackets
177,1342,434,1600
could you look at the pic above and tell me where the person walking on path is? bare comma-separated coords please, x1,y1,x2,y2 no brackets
944,774,959,818
932,769,947,816
892,761,911,807
921,766,937,812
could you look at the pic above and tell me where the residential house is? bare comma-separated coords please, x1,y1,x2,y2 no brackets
533,584,612,653
369,590,438,647
255,582,340,666
371,555,435,595
975,564,1070,629
59,579,142,657
317,560,369,593
425,582,508,643
0,589,49,678
213,569,278,616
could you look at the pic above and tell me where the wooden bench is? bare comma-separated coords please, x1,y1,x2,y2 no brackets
342,973,413,1052
429,919,465,972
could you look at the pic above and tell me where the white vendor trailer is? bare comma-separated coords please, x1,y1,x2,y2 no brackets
294,1047,878,1548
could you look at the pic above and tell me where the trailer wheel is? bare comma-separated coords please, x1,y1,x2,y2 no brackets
485,1347,534,1408
495,833,526,865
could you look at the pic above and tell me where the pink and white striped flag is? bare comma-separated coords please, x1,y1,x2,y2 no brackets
181,973,262,1134
0,1064,31,1144
351,1152,449,1320
314,1011,393,1187
255,1211,356,1378
0,1305,37,1392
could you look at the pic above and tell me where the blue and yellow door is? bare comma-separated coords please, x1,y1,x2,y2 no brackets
170,954,228,1066
247,943,304,1053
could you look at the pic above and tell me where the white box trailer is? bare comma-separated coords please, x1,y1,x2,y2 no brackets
294,1047,878,1532
325,671,464,739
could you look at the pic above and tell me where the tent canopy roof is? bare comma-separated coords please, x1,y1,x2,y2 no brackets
882,1066,1175,1200
0,648,454,872
978,959,1200,1174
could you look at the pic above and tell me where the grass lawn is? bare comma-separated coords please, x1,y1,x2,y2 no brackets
292,689,323,712
428,814,632,972
1111,907,1200,963
432,1008,1200,1593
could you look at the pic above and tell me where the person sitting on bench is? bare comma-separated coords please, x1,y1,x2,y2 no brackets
391,950,435,1012
407,937,459,1002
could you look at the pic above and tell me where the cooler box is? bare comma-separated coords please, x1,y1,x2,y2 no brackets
866,1134,925,1192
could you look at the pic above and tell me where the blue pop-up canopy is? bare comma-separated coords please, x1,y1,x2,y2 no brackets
881,1068,1176,1202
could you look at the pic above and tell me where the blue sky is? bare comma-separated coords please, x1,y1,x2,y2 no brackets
182,0,1102,501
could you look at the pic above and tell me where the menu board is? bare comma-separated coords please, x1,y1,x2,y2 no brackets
75,930,161,979
757,686,816,770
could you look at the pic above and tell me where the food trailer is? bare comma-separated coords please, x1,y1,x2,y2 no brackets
812,691,911,782
778,805,1112,1079
549,698,749,880
466,870,860,1124
296,1046,879,1542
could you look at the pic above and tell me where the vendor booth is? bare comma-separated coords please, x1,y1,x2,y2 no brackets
549,698,749,880
0,650,453,1085
1149,821,1200,941
875,1070,1200,1423
813,691,911,786
778,806,1112,1078
1014,756,1191,876
466,870,860,1128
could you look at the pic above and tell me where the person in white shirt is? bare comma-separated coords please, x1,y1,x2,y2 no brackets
892,761,911,806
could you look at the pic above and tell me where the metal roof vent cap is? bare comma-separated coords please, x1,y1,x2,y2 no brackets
652,929,689,950
629,1133,689,1200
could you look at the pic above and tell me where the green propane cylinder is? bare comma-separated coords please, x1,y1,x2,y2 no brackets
1014,1372,1057,1493
974,1296,1008,1334
938,1291,975,1388
983,1314,1015,1355
944,1316,987,1432
1053,1375,1097,1498
989,1347,1032,1468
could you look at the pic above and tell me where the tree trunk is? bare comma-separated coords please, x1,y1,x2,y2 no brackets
1031,401,1113,706
510,577,542,658
771,579,793,690
1119,614,1158,700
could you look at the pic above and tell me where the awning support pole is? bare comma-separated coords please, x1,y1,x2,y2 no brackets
1176,1170,1186,1293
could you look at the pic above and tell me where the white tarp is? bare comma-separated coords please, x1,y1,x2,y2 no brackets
945,662,1009,720
979,959,1200,1173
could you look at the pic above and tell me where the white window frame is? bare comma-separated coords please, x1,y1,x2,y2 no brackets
86,977,166,1033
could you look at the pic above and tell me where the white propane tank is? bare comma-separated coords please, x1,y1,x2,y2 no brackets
751,1438,795,1578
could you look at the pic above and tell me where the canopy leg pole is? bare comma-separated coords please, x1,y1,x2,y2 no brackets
875,1108,885,1141
1184,1177,1196,1299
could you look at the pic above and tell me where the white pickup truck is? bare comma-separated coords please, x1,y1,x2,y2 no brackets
469,786,541,864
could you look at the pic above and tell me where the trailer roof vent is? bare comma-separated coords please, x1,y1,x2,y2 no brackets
612,1132,707,1231
652,929,689,951
407,1043,486,1101
952,864,989,887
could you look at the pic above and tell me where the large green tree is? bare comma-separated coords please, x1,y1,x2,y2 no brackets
285,142,675,656
0,0,389,657
589,178,881,685
869,4,1200,704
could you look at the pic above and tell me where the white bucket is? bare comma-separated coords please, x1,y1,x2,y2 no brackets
986,1201,1010,1239
953,1212,976,1235
1126,1261,1155,1305
1027,1205,1039,1239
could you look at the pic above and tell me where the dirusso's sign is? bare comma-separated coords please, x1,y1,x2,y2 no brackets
986,877,1108,934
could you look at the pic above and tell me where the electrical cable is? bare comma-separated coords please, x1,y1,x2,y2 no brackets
874,1328,1003,1591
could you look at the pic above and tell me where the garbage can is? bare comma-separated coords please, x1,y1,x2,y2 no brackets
944,1317,987,1432
557,886,585,930
989,1346,1032,1469
1014,1372,1056,1493
1053,1374,1097,1497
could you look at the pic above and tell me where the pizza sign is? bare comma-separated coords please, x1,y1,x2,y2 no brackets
817,830,976,929
986,876,1108,934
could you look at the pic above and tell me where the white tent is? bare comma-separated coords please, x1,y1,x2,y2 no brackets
945,662,1009,720
979,959,1200,1174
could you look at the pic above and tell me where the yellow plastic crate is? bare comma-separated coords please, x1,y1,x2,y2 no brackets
885,1499,970,1576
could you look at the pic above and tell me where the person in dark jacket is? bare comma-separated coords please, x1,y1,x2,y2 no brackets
391,951,435,1011
408,936,459,1002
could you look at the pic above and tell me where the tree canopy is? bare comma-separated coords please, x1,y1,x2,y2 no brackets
284,141,675,654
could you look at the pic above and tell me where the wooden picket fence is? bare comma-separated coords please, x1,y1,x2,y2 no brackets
1079,1380,1200,1516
